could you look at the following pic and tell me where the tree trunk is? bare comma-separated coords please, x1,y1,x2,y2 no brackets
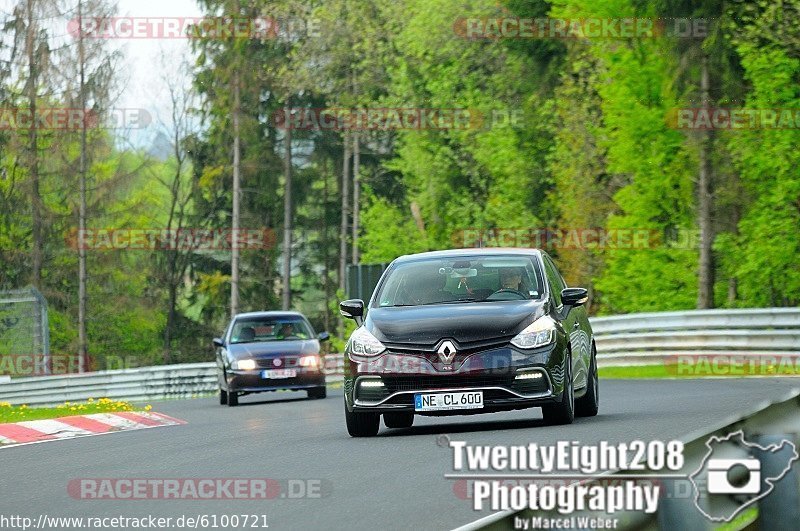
697,54,715,309
282,99,292,310
351,132,360,264
25,0,43,289
338,132,351,337
322,159,331,333
230,68,241,318
77,0,88,373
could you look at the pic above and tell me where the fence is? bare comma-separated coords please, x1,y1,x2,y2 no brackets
0,288,50,372
591,307,800,367
0,357,345,407
1,308,797,406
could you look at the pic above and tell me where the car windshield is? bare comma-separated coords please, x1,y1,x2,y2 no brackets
229,317,313,344
374,255,544,307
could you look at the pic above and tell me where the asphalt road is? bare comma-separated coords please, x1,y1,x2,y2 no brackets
1,378,799,531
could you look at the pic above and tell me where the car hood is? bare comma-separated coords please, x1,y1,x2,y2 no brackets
365,301,546,346
226,340,320,358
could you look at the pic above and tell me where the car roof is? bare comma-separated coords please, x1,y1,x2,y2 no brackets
234,311,307,319
393,248,544,263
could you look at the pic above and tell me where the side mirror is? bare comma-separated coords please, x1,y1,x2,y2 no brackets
212,337,224,348
561,287,589,307
340,299,365,326
318,331,330,342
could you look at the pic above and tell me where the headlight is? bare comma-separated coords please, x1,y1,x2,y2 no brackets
299,355,320,368
233,359,257,370
510,315,556,349
347,327,386,357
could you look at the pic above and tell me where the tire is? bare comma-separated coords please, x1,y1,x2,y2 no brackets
384,412,414,429
308,386,327,399
542,351,574,425
575,344,599,417
345,402,380,437
219,388,228,405
227,391,239,407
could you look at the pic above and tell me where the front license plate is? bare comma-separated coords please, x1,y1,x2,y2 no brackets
414,391,483,411
261,369,297,379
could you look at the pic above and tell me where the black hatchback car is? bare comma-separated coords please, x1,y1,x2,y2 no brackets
213,311,329,406
339,249,598,436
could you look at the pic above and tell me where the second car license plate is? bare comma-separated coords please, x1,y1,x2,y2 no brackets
262,369,297,379
414,391,483,411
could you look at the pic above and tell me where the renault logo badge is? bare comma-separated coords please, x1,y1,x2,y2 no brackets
437,340,457,364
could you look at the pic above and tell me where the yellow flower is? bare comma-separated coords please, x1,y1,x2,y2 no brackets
88,398,94,403
144,405,152,411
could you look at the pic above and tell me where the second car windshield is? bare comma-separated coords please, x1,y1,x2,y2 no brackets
230,318,313,344
375,256,544,307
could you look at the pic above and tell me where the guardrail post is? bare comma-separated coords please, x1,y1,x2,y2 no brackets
755,434,800,530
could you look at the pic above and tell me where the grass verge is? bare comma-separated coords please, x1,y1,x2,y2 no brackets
599,364,800,379
0,398,151,424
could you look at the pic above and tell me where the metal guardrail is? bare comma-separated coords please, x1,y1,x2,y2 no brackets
1,308,796,405
0,356,345,407
591,308,800,367
462,388,800,531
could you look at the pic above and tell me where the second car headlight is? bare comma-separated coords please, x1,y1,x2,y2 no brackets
510,315,556,349
233,359,257,370
347,327,386,357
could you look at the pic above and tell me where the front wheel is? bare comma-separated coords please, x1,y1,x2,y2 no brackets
308,386,327,399
575,345,599,417
227,391,239,407
345,402,380,437
542,352,574,425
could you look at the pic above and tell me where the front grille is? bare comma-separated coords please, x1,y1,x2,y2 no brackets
256,357,296,369
382,374,513,393
384,338,512,356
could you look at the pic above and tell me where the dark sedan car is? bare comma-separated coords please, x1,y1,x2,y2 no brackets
214,311,330,406
339,248,598,436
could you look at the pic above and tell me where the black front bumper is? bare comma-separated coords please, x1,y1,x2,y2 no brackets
344,341,567,415
226,369,325,394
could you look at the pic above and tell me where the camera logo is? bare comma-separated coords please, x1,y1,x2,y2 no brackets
706,458,761,494
690,430,798,522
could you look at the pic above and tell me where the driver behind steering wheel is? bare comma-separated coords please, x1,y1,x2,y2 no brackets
499,267,524,292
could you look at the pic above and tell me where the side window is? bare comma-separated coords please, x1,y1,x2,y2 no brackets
542,256,566,306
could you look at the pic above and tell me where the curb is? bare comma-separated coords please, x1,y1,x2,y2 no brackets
0,411,186,449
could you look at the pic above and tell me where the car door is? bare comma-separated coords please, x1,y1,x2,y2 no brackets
542,254,587,390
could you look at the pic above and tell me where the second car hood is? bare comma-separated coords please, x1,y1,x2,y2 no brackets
366,301,545,346
227,339,320,358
